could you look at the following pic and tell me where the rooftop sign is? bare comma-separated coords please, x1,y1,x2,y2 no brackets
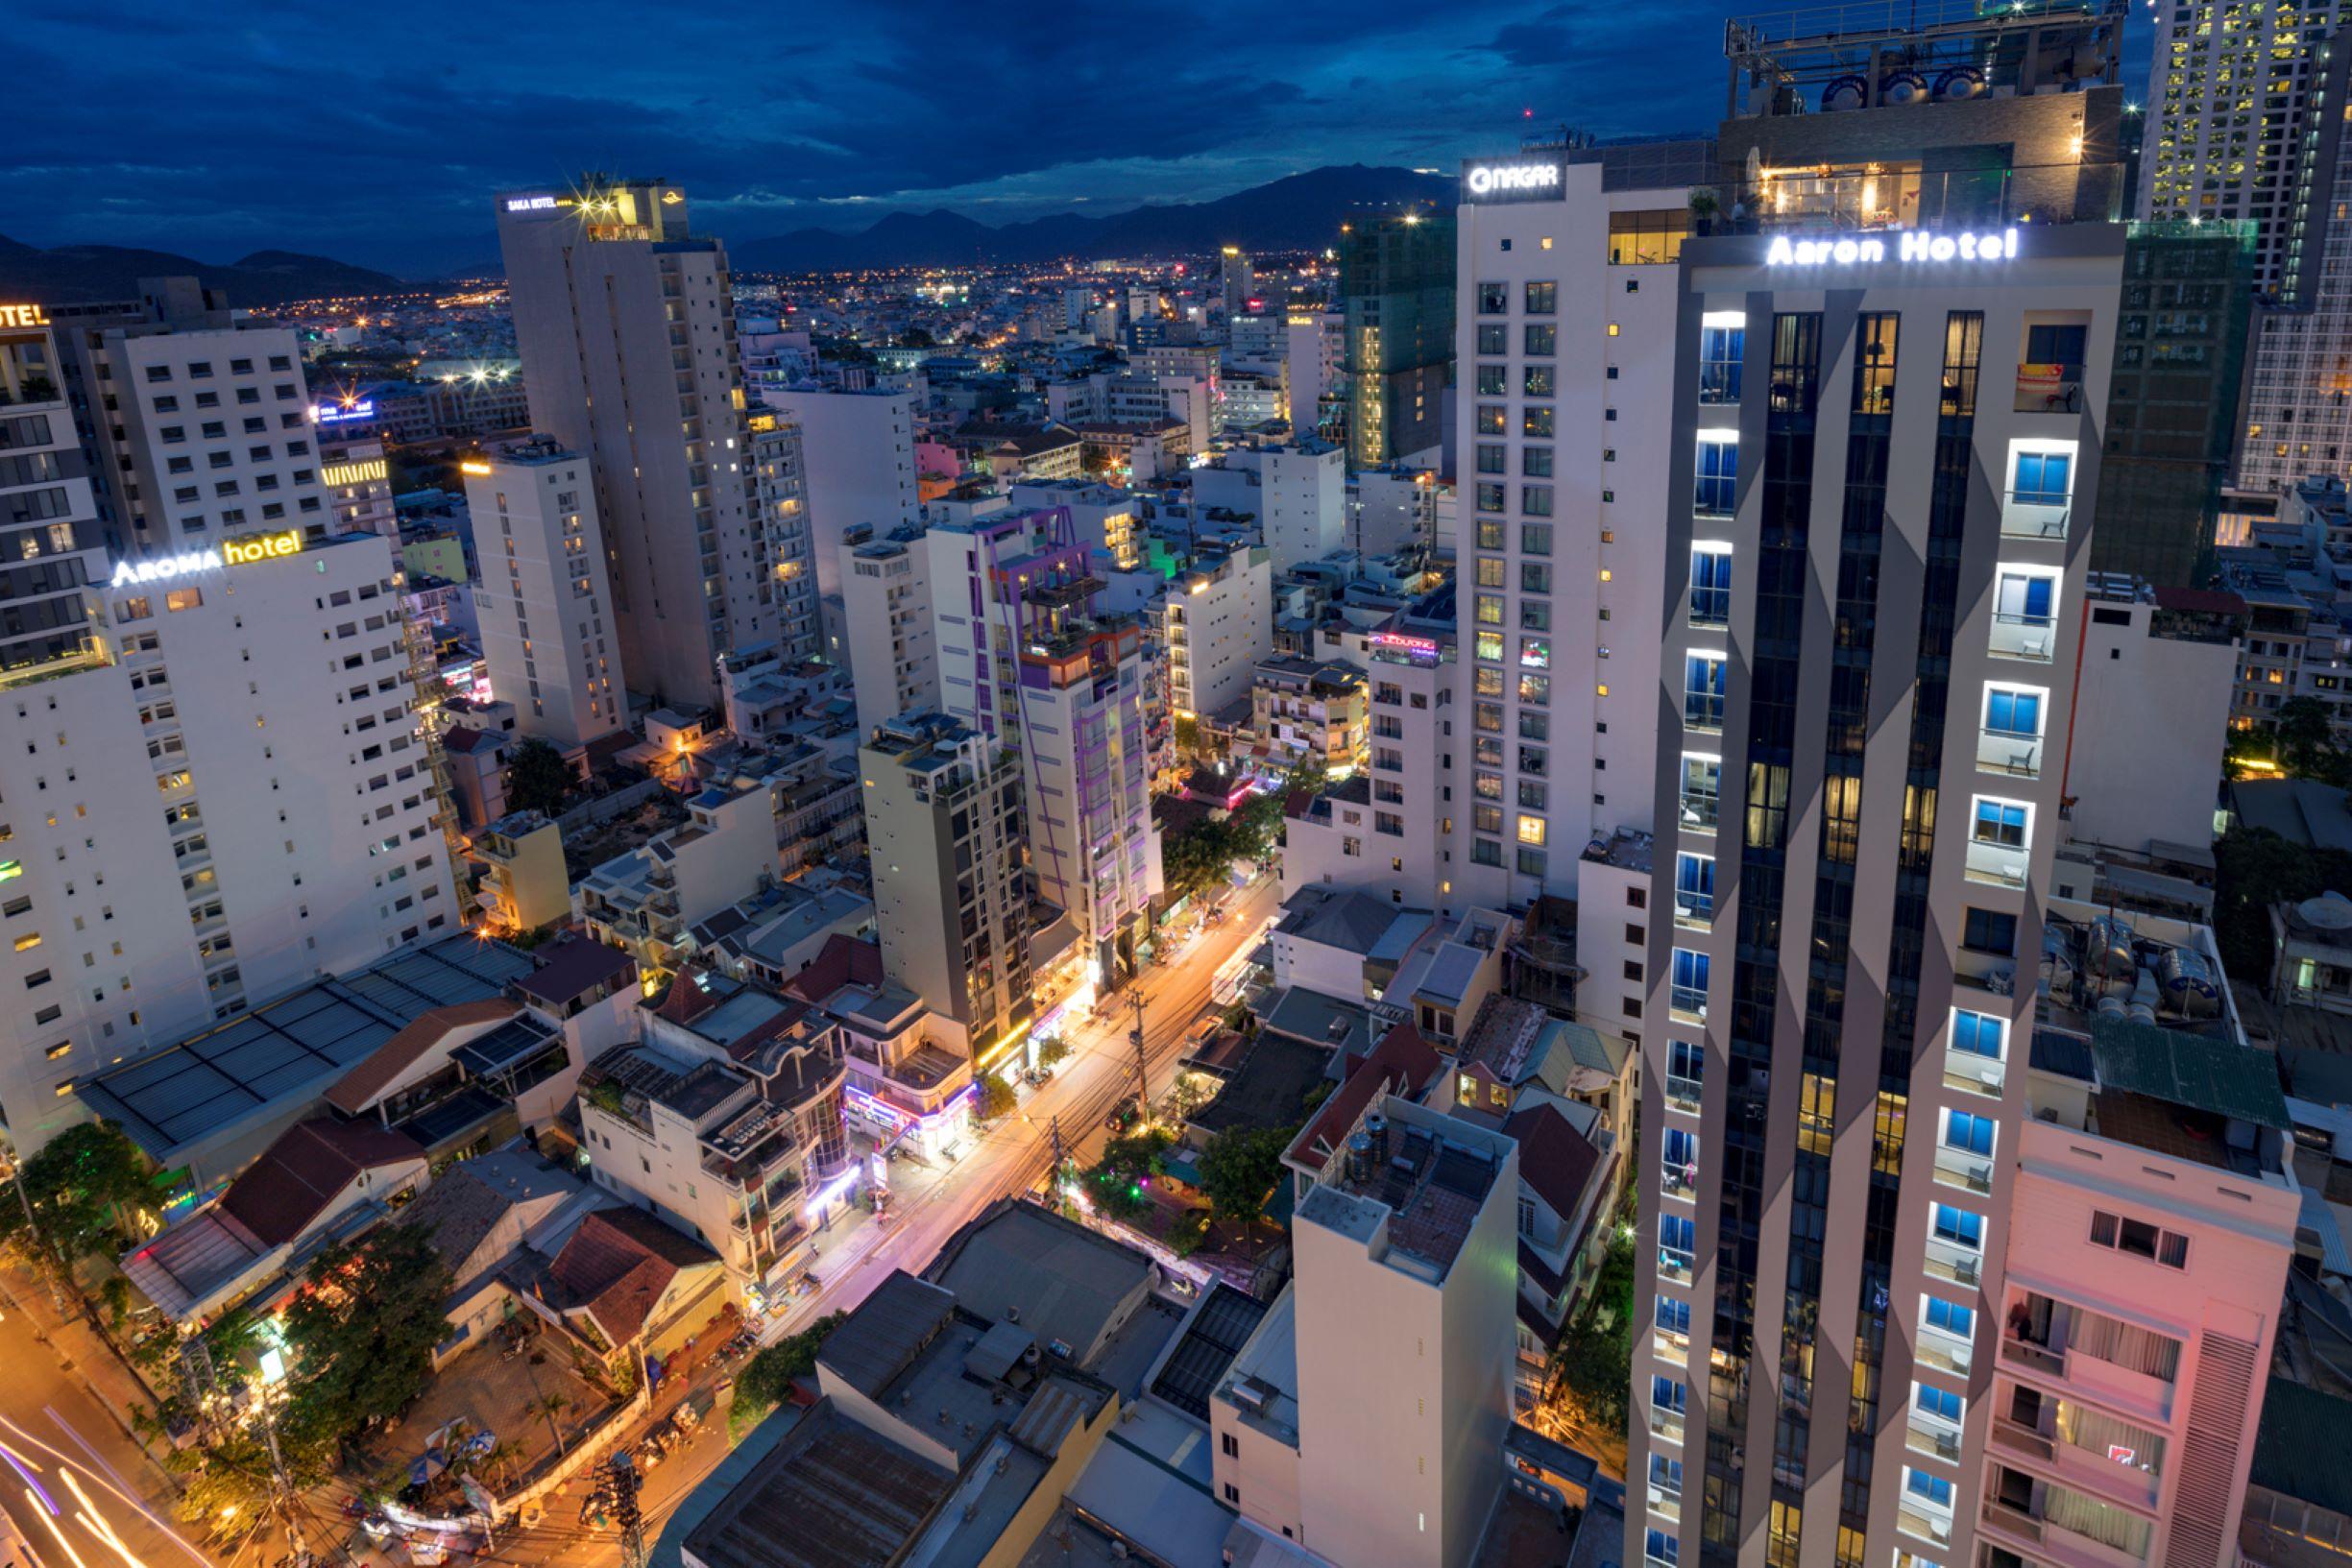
109,529,304,588
1464,159,1562,204
0,304,48,329
1765,228,2019,267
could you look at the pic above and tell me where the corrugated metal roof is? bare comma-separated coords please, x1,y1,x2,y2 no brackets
2090,1016,2291,1129
2251,1376,2352,1516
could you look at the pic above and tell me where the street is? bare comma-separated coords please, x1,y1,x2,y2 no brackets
510,872,1284,1565
0,1267,214,1568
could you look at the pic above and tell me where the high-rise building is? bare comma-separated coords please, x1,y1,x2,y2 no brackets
1221,246,1256,320
1164,544,1273,722
1341,214,1455,468
461,437,627,754
838,526,938,738
759,385,919,603
1449,140,1712,907
318,436,396,539
1629,205,2130,1568
497,181,771,710
859,712,1031,1060
745,414,821,663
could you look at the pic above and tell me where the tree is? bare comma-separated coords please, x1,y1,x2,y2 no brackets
2213,826,2352,981
899,326,935,349
975,1071,1016,1122
1035,1035,1072,1071
1197,1124,1294,1242
730,1311,846,1438
2267,697,2352,784
1173,715,1202,759
1546,1226,1634,1433
1086,1128,1173,1221
0,1121,156,1263
277,1224,454,1459
504,737,573,817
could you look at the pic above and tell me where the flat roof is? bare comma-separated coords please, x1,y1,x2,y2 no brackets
76,935,535,1164
926,1200,1155,1366
681,1401,954,1568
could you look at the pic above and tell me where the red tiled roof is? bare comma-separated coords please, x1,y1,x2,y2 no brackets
216,1120,424,1248
654,968,720,1025
1284,1022,1444,1171
782,933,886,1004
2152,586,2246,615
1502,1102,1606,1223
550,1206,718,1347
325,999,521,1115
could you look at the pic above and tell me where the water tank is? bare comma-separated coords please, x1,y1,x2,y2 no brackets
1879,70,1930,106
2042,926,2075,993
2088,917,2138,983
2096,994,2128,1023
1821,74,1870,111
1934,65,1987,102
2158,947,2221,1016
2297,892,2352,934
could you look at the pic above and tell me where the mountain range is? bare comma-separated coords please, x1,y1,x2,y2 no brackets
725,164,1456,273
0,234,407,307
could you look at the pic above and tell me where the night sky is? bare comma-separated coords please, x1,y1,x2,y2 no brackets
9,0,1759,277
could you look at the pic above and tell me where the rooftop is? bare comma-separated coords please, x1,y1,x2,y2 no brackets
924,1199,1156,1366
681,1400,955,1568
1187,1029,1331,1138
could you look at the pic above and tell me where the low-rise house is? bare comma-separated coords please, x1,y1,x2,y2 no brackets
400,1149,597,1367
576,782,780,977
790,936,972,1164
507,1203,731,1374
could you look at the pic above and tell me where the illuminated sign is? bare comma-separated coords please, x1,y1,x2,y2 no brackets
221,529,302,566
458,459,494,475
1372,630,1443,666
320,457,387,488
1765,229,2018,267
110,531,303,587
504,195,558,213
316,399,376,424
0,304,49,329
1465,160,1561,203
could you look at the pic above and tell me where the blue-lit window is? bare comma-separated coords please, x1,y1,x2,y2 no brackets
1689,548,1732,627
1670,949,1710,1016
1699,322,1744,404
1695,437,1737,516
1683,654,1727,730
1651,1375,1687,1414
1674,854,1714,923
1997,572,2056,623
1660,1214,1695,1266
1668,1040,1705,1087
1915,1384,1964,1424
1662,1129,1699,1191
1944,1111,1995,1157
1973,800,2028,848
2012,450,2072,505
1906,1470,1954,1508
1656,1297,1691,1337
1924,1296,1975,1339
1931,1204,1984,1249
1951,1010,2006,1060
1647,1529,1682,1568
1984,688,2042,736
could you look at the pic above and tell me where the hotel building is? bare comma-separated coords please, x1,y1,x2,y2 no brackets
497,182,774,710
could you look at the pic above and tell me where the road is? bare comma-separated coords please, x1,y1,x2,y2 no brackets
0,1269,215,1568
512,873,1284,1567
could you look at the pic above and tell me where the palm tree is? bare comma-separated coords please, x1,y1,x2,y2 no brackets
534,1394,571,1457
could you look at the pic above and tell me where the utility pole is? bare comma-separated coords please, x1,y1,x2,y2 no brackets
2,1138,66,1315
256,1382,308,1568
608,1450,647,1568
1128,992,1150,1114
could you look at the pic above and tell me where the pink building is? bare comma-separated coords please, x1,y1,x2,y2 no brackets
1959,1027,2299,1568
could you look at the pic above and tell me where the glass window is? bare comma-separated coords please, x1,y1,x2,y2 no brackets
1695,436,1737,516
1950,1010,2005,1060
1924,1295,1974,1339
1476,443,1507,474
1679,754,1720,829
1904,1470,1953,1508
1518,672,1550,705
1984,688,2042,736
1943,1110,1995,1156
1608,207,1690,265
1525,281,1557,315
1524,363,1555,398
1521,562,1551,593
2012,450,2073,504
1684,654,1727,730
1525,323,1557,356
1476,593,1504,626
1519,637,1550,668
1973,799,2028,848
1522,485,1554,518
1670,949,1709,1014
1962,906,2017,954
1698,318,1744,404
1477,364,1509,397
1689,548,1732,627
1915,1384,1963,1424
1521,521,1552,554
1474,631,1504,663
1930,1204,1983,1249
1522,406,1554,438
1675,854,1714,921
1477,324,1509,355
1478,282,1509,315
1477,482,1507,513
1476,404,1506,435
1523,446,1554,478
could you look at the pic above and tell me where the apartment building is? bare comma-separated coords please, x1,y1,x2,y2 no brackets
576,972,849,1296
460,438,626,754
1190,441,1346,572
318,435,395,539
838,527,938,738
1630,183,2130,1568
745,415,821,663
1341,214,1455,468
1449,139,1711,910
575,781,778,976
1165,544,1273,722
497,182,770,709
760,385,919,602
1247,655,1369,777
859,712,1031,1059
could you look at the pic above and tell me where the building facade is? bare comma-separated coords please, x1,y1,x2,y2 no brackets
1341,215,1455,469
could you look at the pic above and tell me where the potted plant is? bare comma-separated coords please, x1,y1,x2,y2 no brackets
1688,186,1722,236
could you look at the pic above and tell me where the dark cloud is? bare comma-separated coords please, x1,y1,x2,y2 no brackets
6,0,1744,276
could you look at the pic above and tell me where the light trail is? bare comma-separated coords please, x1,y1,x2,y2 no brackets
0,1438,58,1516
62,1471,150,1568
0,1418,208,1568
28,1488,91,1568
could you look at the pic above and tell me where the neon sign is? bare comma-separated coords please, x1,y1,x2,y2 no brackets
504,195,558,213
1372,630,1442,666
0,305,48,329
1765,229,2018,267
110,530,303,587
320,457,387,487
316,399,376,424
221,529,302,566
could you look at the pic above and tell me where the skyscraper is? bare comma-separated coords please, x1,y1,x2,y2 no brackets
1340,213,1454,468
497,181,774,710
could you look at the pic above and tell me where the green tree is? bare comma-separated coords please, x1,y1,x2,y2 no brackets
1197,1124,1294,1242
899,326,935,349
278,1224,454,1459
2267,697,2351,784
1547,1227,1634,1432
729,1311,845,1438
0,1121,156,1262
975,1071,1016,1122
504,736,573,817
1035,1035,1072,1071
1173,715,1202,759
1086,1127,1173,1221
2214,827,2352,980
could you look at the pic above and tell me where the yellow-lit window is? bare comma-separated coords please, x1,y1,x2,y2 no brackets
1518,815,1547,846
12,933,38,953
1799,1073,1835,1157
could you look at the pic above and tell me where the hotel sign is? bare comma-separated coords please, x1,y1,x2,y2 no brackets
0,304,49,328
109,530,304,588
1766,229,2020,267
1463,159,1562,204
316,399,376,425
503,195,560,213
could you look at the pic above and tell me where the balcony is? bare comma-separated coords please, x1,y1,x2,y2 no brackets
1647,1482,1683,1524
2015,364,2085,416
1698,364,1741,406
1934,1146,1997,1195
1980,1498,2045,1549
1678,788,1719,834
1990,611,2057,663
1916,1327,1975,1378
1659,1247,1694,1288
1674,896,1713,932
2000,491,2072,542
1966,838,2030,889
1669,987,1709,1026
1899,1507,1955,1550
1977,726,2045,779
1924,1238,1983,1289
1652,1323,1690,1367
1661,1162,1698,1201
1906,1418,1964,1463
1944,1048,2008,1101
1991,1416,2057,1463
1664,1074,1704,1116
1648,1404,1686,1446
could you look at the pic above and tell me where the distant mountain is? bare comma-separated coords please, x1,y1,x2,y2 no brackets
727,163,1455,273
0,237,408,307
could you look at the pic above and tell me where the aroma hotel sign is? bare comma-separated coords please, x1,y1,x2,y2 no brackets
109,529,303,587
